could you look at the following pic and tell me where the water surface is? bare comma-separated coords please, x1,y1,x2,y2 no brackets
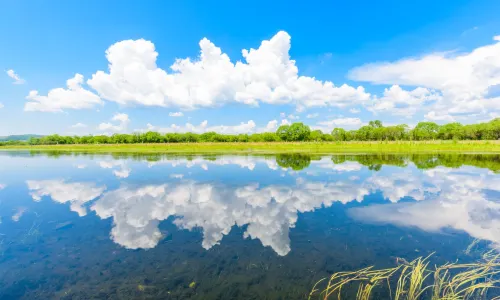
0,152,499,299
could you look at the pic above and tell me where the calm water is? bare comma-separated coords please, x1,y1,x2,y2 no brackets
0,152,499,299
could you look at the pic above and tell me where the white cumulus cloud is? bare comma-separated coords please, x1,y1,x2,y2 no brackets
280,119,291,126
264,120,279,131
71,123,87,129
320,117,363,127
349,36,500,118
169,112,184,117
424,111,456,122
145,120,257,134
86,31,370,110
6,69,25,84
25,74,102,112
368,85,442,117
315,117,363,132
98,113,130,132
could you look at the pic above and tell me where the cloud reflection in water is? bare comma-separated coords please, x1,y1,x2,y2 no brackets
24,156,500,255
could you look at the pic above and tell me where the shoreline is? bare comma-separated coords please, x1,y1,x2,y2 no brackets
2,141,500,154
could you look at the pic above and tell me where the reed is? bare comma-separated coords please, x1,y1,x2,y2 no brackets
309,252,500,300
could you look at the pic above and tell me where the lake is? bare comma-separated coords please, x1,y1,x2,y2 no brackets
0,151,499,299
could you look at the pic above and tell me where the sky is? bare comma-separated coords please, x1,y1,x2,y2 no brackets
1,0,500,136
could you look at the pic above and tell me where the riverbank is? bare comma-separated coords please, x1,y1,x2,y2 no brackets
2,140,500,153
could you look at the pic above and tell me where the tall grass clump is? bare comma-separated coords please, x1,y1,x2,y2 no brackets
309,251,500,300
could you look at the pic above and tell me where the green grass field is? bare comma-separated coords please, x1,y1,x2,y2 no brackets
2,140,500,154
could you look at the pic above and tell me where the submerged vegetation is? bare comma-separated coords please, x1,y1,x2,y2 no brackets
309,251,500,300
1,119,500,147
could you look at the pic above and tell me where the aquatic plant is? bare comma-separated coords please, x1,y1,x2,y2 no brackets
309,251,500,300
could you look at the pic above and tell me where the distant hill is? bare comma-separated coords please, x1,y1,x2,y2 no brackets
0,134,44,141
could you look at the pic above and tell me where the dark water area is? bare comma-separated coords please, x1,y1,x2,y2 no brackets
0,151,499,299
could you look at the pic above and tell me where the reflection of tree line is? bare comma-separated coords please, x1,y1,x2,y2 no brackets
332,153,500,172
22,151,237,162
275,154,319,170
277,153,500,172
23,152,315,171
13,151,500,172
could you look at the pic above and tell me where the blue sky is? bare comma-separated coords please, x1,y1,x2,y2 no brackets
1,0,499,136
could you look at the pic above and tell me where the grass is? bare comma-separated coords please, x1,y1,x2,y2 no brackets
309,251,500,300
1,140,500,154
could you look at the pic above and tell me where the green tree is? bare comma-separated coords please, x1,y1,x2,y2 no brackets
369,120,383,128
411,122,439,140
438,122,464,140
309,130,323,141
276,123,311,141
28,137,40,145
276,125,291,141
289,122,311,141
199,132,218,142
144,131,162,143
356,126,374,141
331,128,347,141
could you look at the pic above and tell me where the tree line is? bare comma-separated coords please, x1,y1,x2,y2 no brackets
1,118,499,146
